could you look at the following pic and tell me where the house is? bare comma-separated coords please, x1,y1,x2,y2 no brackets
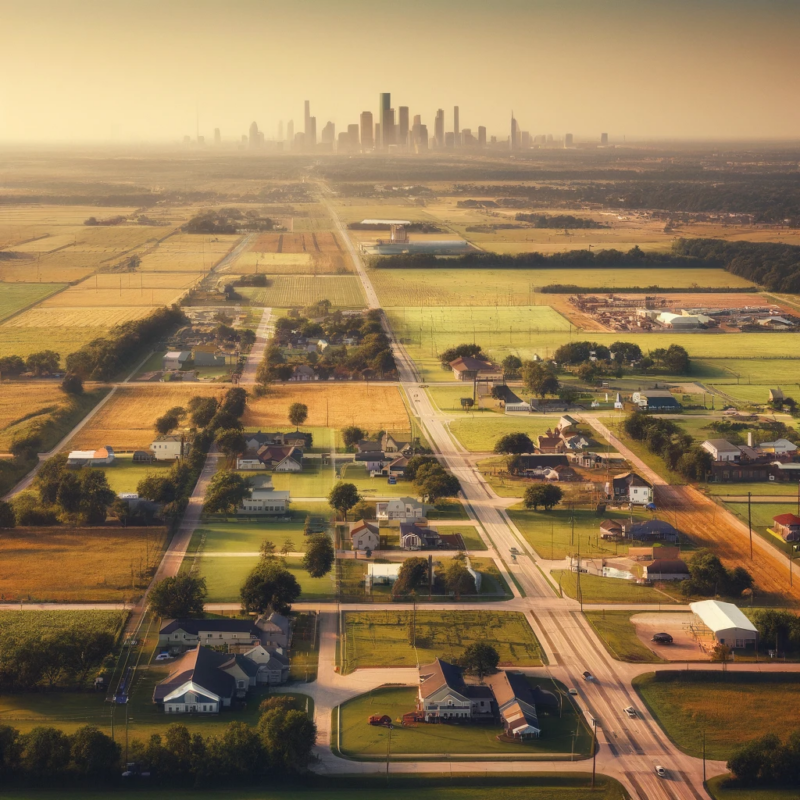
633,390,682,412
513,454,569,477
611,472,653,505
158,616,289,652
350,520,380,551
690,600,758,649
643,558,690,582
356,439,383,453
628,545,680,561
600,519,624,539
416,659,494,721
244,431,311,450
561,434,589,451
257,612,291,648
192,345,227,367
239,485,291,515
355,450,385,472
150,434,190,461
701,439,742,462
244,445,303,472
627,519,679,542
770,462,800,482
771,513,800,542
236,449,265,470
382,433,411,454
400,521,443,550
757,438,798,456
376,497,428,521
537,431,565,454
486,671,547,739
449,356,503,382
239,645,290,684
290,365,316,382
709,461,771,483
66,446,115,467
557,415,579,433
163,350,191,370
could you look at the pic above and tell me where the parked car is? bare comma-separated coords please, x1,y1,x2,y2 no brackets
652,632,674,644
568,688,578,696
155,653,171,661
624,706,636,718
655,766,667,778
387,477,397,485
582,671,594,681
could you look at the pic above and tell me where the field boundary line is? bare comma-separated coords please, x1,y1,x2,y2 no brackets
0,282,72,326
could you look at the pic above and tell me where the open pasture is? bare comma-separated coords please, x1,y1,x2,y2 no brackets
448,416,558,453
0,282,65,322
237,276,365,307
242,384,410,433
39,272,200,307
70,385,225,450
371,267,753,307
137,233,240,272
0,322,129,362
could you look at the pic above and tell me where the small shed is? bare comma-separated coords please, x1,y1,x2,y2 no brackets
689,600,758,649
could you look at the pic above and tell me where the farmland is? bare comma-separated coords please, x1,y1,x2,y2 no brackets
371,267,753,307
40,272,201,308
0,282,65,322
341,610,543,673
242,384,410,433
137,233,240,272
0,525,167,602
0,609,126,642
70,385,225,450
237,276,365,307
235,231,350,274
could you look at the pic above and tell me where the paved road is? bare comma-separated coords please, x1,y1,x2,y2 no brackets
239,306,272,385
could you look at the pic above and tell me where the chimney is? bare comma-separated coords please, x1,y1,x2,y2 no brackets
747,431,754,447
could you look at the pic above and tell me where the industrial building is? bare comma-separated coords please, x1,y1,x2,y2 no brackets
689,600,758,649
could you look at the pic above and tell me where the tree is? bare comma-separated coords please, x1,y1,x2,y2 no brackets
502,354,522,377
303,533,334,578
414,462,460,503
663,344,690,374
56,471,83,515
288,402,308,430
728,732,782,787
444,558,476,599
35,452,69,505
79,469,115,524
240,562,301,614
342,426,365,448
393,557,429,595
686,549,729,596
149,574,207,618
216,428,246,458
523,484,563,511
60,372,83,395
259,540,277,562
69,725,120,779
328,481,360,520
111,497,131,527
25,350,60,377
0,724,22,777
188,396,218,428
460,397,474,410
220,387,248,419
0,500,15,529
203,471,251,514
258,706,317,774
155,411,181,436
460,642,499,678
351,499,376,520
0,355,26,377
439,343,482,366
521,361,559,399
20,726,71,777
281,540,295,558
137,474,177,504
494,432,534,455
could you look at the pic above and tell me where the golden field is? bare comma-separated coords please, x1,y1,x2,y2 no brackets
3,306,157,330
39,274,200,308
71,385,226,450
137,233,240,272
242,384,410,433
0,327,112,361
0,383,70,451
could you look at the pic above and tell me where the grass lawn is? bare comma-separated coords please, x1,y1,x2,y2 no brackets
257,462,336,497
707,774,800,800
428,385,504,414
724,501,798,555
99,454,172,494
338,684,593,759
0,281,66,322
552,570,681,604
470,557,512,596
454,525,488,551
342,610,543,674
707,482,800,497
584,611,667,663
238,277,366,308
427,499,470,520
634,671,800,760
338,462,421,498
449,416,556,453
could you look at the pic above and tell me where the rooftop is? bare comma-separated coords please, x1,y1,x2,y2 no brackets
690,600,758,634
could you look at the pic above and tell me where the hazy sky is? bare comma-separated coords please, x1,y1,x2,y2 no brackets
2,0,799,142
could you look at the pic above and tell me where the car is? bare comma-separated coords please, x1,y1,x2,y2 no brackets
652,632,674,644
155,653,171,661
387,477,397,485
582,671,594,681
568,688,578,696
510,547,520,555
655,766,667,778
624,706,636,718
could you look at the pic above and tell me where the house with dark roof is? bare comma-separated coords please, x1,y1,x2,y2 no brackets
244,431,311,450
355,450,385,472
701,439,742,463
400,522,443,550
350,520,380,551
771,513,800,542
158,612,291,652
537,431,565,454
513,454,569,477
417,658,494,721
485,671,549,739
633,390,682,412
611,472,653,505
627,519,679,542
600,519,624,539
449,356,502,382
239,645,290,684
643,558,690,582
382,433,411,454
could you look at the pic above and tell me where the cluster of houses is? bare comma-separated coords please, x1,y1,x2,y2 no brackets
153,613,292,714
415,658,559,740
349,516,462,552
701,433,800,483
354,433,413,478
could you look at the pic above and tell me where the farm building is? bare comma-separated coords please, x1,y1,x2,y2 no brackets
757,438,798,455
769,388,785,403
689,600,758,650
364,239,473,256
643,558,690,581
163,350,191,370
150,434,191,461
67,446,115,467
701,439,742,462
770,513,800,542
632,390,682,412
627,519,679,542
657,312,701,329
238,484,290,515
449,356,503,382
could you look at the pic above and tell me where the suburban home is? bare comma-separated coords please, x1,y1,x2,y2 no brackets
290,365,316,382
350,520,380,551
513,454,569,477
66,446,115,467
757,438,798,456
163,350,191,370
256,612,291,648
486,671,557,740
643,558,690,581
537,431,565,454
150,434,191,461
417,659,494,721
376,497,428,521
372,455,409,478
356,439,383,453
611,472,653,505
153,646,258,713
239,484,291,515
239,645,290,685
355,450,385,472
633,390,682,412
561,434,589,451
701,439,742,462
192,345,227,367
626,519,679,542
382,433,412,454
158,613,290,652
771,513,800,542
400,522,443,550
238,445,304,472
243,431,311,450
449,356,503,382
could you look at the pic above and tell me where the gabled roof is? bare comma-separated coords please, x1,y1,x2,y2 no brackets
418,658,466,699
628,519,677,536
600,519,623,531
703,439,741,453
773,513,800,526
350,520,379,538
645,558,689,574
153,646,236,702
690,600,758,634
613,471,652,489
160,618,258,636
449,356,498,373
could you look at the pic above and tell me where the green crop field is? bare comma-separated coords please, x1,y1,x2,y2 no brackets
238,276,365,307
634,672,800,760
0,282,66,322
584,611,667,663
370,267,751,306
341,610,543,673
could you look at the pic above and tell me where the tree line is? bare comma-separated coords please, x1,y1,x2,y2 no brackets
514,213,607,229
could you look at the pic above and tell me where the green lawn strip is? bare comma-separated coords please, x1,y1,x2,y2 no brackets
289,611,320,682
0,281,67,322
426,499,470,520
256,462,336,497
99,454,172,494
707,774,800,800
0,773,631,800
633,671,800,761
553,570,680,604
341,610,543,674
470,556,512,596
455,525,488,551
338,684,593,759
707,482,800,497
584,611,666,664
449,416,556,453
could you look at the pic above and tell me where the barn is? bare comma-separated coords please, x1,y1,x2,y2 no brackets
689,600,758,650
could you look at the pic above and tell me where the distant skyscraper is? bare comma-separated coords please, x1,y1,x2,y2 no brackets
304,100,311,141
565,133,574,146
434,109,444,149
417,124,428,151
375,122,380,146
510,112,518,151
445,132,455,149
249,121,259,148
347,124,360,147
398,106,409,149
383,108,395,148
379,92,391,149
453,105,460,146
600,132,609,145
321,121,335,145
287,120,294,142
478,126,486,147
308,117,317,148
214,127,221,145
360,111,373,150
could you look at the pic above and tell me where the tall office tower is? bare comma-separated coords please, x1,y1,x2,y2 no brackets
287,119,294,142
521,131,531,148
278,121,283,141
444,132,455,149
258,131,265,145
375,122,380,146
214,127,221,144
337,132,349,152
417,124,428,151
600,132,609,145
304,100,311,140
197,135,205,145
249,121,260,148
411,114,422,149
321,121,335,145
398,106,409,149
510,112,518,150
308,117,317,149
347,124,360,148
360,111,373,150
565,133,574,146
383,108,396,147
434,109,444,148
379,92,391,148
462,128,475,147
453,105,460,146
478,126,486,147
293,131,305,150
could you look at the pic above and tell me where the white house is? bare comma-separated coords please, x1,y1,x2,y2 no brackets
611,472,653,505
376,497,428,521
150,434,190,461
643,558,690,582
350,520,380,551
701,439,742,462
66,446,115,467
240,645,290,684
163,350,191,370
239,486,290,515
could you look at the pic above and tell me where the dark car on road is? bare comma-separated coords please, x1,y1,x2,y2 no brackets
652,632,674,644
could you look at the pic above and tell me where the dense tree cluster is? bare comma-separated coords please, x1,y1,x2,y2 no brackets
413,460,460,503
521,361,560,399
552,340,688,378
523,484,563,511
623,412,712,481
727,727,800,789
438,343,483,366
680,549,753,598
148,574,208,619
184,209,276,234
514,213,607,229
